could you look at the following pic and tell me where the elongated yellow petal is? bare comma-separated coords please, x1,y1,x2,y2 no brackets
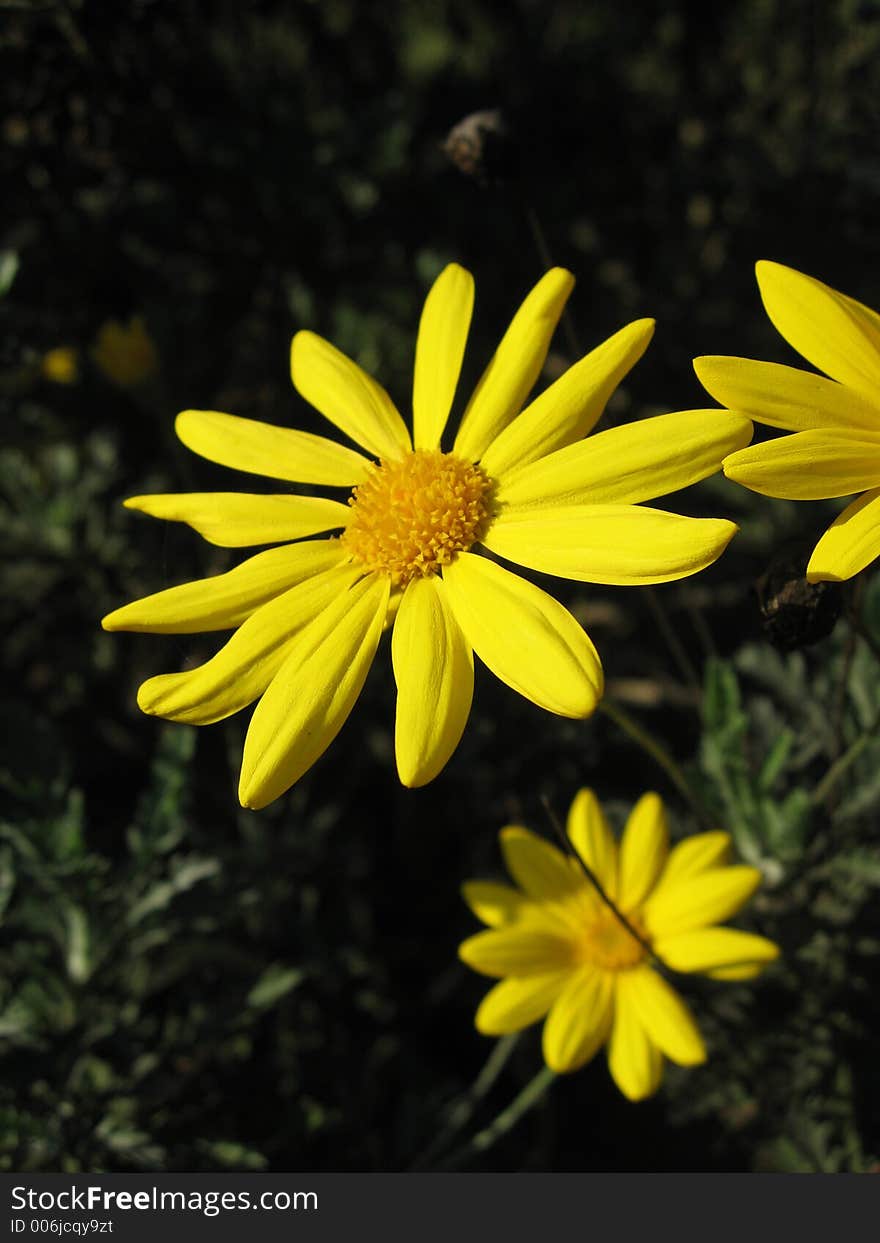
607,978,663,1100
123,492,350,547
238,574,389,808
454,268,575,461
413,264,474,450
756,261,880,394
654,927,779,975
175,409,371,486
391,576,473,787
479,319,655,477
566,788,618,898
290,330,412,460
542,967,613,1073
496,410,752,509
624,965,706,1066
806,486,880,582
461,881,530,928
475,972,570,1036
499,826,580,902
136,566,361,724
484,505,737,586
101,540,345,634
458,926,576,978
693,356,880,433
442,553,603,718
642,866,762,939
617,792,668,910
723,430,880,499
661,831,732,884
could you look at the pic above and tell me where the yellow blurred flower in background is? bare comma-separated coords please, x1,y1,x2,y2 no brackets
41,346,79,385
103,265,749,808
696,262,880,582
459,789,779,1100
92,314,159,387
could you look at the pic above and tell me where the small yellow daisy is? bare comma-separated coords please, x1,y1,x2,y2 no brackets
103,265,749,808
92,315,159,387
459,789,779,1100
696,261,880,582
41,346,79,385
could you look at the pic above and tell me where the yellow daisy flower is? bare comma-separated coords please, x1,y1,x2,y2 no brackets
103,265,749,808
695,261,880,582
93,315,159,387
41,346,79,385
459,789,779,1100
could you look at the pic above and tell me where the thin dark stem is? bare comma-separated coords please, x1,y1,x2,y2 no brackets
523,202,582,360
645,587,701,692
540,795,658,964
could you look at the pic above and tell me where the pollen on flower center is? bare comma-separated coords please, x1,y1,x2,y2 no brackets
579,905,647,971
340,449,493,586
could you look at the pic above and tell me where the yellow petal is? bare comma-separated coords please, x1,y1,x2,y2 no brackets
101,540,345,634
442,553,603,718
123,492,350,547
496,410,752,508
458,926,576,978
693,356,880,433
806,486,880,582
565,788,618,898
642,866,762,939
541,967,614,1073
238,574,389,809
461,881,530,928
617,792,668,910
175,409,371,486
723,430,880,499
475,972,570,1036
413,263,474,450
391,576,473,787
756,260,880,394
454,268,575,461
499,826,581,902
485,505,737,586
654,927,779,976
623,965,706,1066
607,978,664,1100
136,565,361,725
661,831,732,884
290,330,412,460
480,319,655,477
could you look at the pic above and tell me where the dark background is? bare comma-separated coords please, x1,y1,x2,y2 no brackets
2,0,880,1172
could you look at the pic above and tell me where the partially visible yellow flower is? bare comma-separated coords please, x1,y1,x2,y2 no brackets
696,261,880,582
459,790,779,1100
92,315,158,387
41,346,79,385
103,265,749,808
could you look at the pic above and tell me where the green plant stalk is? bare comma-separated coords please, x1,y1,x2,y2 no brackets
599,699,711,825
439,1066,556,1170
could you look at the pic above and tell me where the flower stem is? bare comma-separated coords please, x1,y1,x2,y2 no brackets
644,587,701,693
410,1033,520,1170
811,704,880,808
598,699,712,826
437,1065,556,1169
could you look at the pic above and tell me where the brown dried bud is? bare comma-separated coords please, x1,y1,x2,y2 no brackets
442,110,516,188
756,544,843,651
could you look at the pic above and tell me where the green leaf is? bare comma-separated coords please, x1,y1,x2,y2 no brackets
247,963,305,1010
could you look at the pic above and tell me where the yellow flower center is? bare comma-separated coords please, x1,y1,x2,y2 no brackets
579,906,647,971
340,449,493,586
